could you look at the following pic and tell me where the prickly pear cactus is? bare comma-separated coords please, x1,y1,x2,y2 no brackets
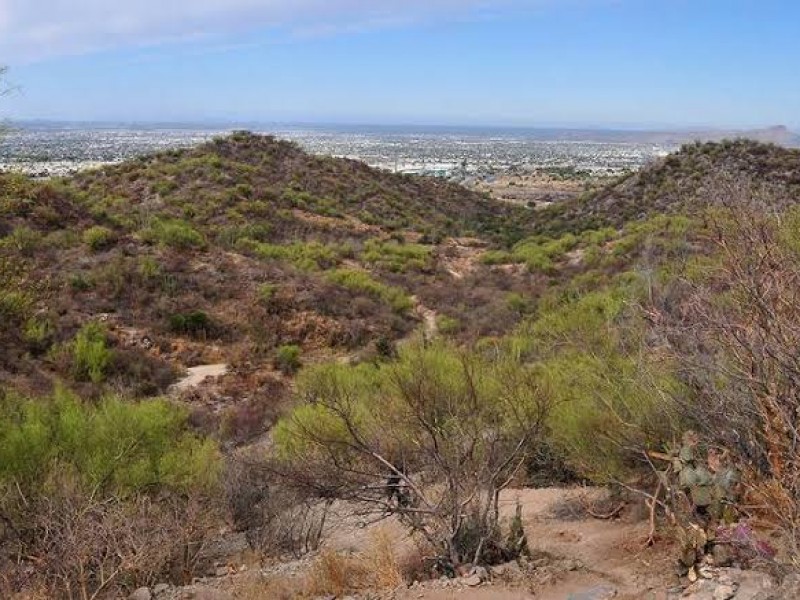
669,431,743,573
671,431,739,521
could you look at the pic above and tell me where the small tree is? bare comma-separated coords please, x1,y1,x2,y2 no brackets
272,341,551,568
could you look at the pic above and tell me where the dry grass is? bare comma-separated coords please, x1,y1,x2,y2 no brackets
234,528,409,599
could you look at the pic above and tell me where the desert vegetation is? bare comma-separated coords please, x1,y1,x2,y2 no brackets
2,134,800,597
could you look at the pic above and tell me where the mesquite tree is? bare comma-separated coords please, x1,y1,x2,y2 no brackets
273,341,550,567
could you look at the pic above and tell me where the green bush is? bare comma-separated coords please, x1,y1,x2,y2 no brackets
0,289,31,323
0,388,220,495
72,322,113,384
0,226,42,256
138,255,162,280
169,311,212,337
82,226,116,251
274,344,302,375
242,239,347,270
480,250,514,265
325,268,413,313
23,316,52,353
142,218,206,250
506,292,531,315
437,314,461,335
257,283,277,304
361,239,432,272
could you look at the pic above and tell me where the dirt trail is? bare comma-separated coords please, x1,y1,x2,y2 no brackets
393,487,676,600
172,363,228,391
170,487,678,599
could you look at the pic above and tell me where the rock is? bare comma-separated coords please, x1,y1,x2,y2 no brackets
456,563,474,577
214,566,229,577
688,567,699,583
712,544,735,567
567,585,617,600
153,584,170,596
713,585,737,600
682,579,716,599
563,558,583,571
698,565,715,579
751,572,798,600
463,574,482,587
490,560,522,581
470,565,489,582
129,588,152,600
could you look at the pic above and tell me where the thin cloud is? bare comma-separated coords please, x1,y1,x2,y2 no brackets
0,0,550,63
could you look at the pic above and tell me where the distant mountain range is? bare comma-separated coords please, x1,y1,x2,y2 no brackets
604,125,799,147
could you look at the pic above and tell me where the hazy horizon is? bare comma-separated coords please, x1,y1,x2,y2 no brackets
6,118,799,135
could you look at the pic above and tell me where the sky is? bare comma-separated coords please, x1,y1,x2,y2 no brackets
0,0,798,129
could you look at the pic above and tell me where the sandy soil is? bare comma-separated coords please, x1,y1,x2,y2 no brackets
173,363,229,391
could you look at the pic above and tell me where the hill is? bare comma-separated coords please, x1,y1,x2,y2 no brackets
0,132,539,407
531,138,800,236
6,133,800,598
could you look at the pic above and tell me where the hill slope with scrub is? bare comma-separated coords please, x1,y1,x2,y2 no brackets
3,135,800,598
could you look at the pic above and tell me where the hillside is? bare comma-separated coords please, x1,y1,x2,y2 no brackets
0,132,541,407
533,138,800,236
5,134,800,599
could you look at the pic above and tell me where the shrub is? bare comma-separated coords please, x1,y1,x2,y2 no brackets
138,255,162,280
257,283,278,304
0,388,220,494
169,310,212,337
506,292,530,315
0,388,222,596
82,225,116,251
274,344,302,375
361,239,432,273
436,314,461,335
0,289,31,323
71,322,113,384
0,226,42,256
273,341,545,567
23,316,52,353
243,240,346,270
326,268,413,313
142,218,206,250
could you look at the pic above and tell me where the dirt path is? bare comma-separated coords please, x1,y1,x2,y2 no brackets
392,487,676,600
172,363,228,391
164,487,682,599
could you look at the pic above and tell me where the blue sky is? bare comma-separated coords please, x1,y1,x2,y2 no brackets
1,0,798,128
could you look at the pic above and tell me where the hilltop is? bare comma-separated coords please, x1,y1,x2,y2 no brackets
532,138,800,236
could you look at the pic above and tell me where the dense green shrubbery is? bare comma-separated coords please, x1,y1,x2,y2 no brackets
274,341,546,565
71,322,113,384
242,239,349,270
142,218,206,249
274,344,302,375
361,239,432,272
501,279,683,481
326,268,413,313
169,310,212,337
82,225,116,251
0,388,220,496
0,226,43,256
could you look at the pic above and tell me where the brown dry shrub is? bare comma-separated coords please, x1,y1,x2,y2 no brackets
304,530,404,597
1,491,220,599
